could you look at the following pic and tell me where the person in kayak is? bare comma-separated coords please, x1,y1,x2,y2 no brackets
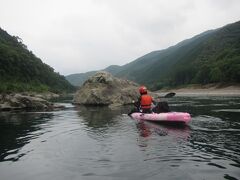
136,86,156,113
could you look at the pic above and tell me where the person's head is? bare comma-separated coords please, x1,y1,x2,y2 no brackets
139,86,147,95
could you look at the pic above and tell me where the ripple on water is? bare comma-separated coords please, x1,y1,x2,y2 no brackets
0,100,240,180
191,115,225,130
213,109,240,113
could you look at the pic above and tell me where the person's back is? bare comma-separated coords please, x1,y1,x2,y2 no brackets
140,94,153,113
138,86,155,113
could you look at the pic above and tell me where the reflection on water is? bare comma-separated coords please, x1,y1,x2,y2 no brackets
0,96,239,180
136,121,190,139
0,112,53,162
75,105,123,129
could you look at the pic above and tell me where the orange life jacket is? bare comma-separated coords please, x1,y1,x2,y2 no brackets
140,95,152,109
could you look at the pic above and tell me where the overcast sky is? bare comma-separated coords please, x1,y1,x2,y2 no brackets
0,0,239,75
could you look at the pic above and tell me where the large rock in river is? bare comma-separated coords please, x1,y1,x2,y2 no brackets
73,71,140,106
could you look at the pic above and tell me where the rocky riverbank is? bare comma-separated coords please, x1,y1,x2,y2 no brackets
0,92,65,111
157,84,240,96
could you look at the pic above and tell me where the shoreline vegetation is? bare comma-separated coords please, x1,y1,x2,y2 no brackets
157,83,240,96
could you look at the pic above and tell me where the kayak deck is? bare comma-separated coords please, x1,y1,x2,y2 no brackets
130,112,191,124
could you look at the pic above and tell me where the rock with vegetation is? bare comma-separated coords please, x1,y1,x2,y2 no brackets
73,71,141,106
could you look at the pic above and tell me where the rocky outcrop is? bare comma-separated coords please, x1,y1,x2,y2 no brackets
73,71,141,106
0,93,64,111
29,92,60,100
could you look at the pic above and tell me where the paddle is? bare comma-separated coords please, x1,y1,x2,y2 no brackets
156,92,176,99
163,92,176,98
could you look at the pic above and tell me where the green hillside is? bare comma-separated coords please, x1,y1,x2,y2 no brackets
0,28,75,93
115,21,240,90
66,21,240,90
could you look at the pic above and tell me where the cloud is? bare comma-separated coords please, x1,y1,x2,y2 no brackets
0,0,239,75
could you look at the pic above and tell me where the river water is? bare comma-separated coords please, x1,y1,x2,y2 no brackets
0,96,239,180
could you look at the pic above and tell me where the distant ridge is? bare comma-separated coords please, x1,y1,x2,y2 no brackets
66,65,122,87
67,21,240,90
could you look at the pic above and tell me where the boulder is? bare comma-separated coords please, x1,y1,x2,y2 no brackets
0,93,62,111
73,71,141,106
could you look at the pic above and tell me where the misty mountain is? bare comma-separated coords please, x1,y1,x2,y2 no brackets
67,21,240,90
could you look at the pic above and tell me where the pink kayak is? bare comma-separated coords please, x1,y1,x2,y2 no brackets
130,112,191,124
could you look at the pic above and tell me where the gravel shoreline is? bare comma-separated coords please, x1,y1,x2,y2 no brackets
157,85,240,97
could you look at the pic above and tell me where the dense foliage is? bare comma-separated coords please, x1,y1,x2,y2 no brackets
169,23,240,86
0,28,75,93
115,21,240,90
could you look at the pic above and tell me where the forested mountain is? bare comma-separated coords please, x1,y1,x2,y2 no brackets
66,21,240,90
116,21,240,89
0,28,75,93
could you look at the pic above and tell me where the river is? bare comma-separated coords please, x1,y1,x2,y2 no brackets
0,96,239,180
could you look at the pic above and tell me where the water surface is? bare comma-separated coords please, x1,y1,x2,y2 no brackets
0,96,239,180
